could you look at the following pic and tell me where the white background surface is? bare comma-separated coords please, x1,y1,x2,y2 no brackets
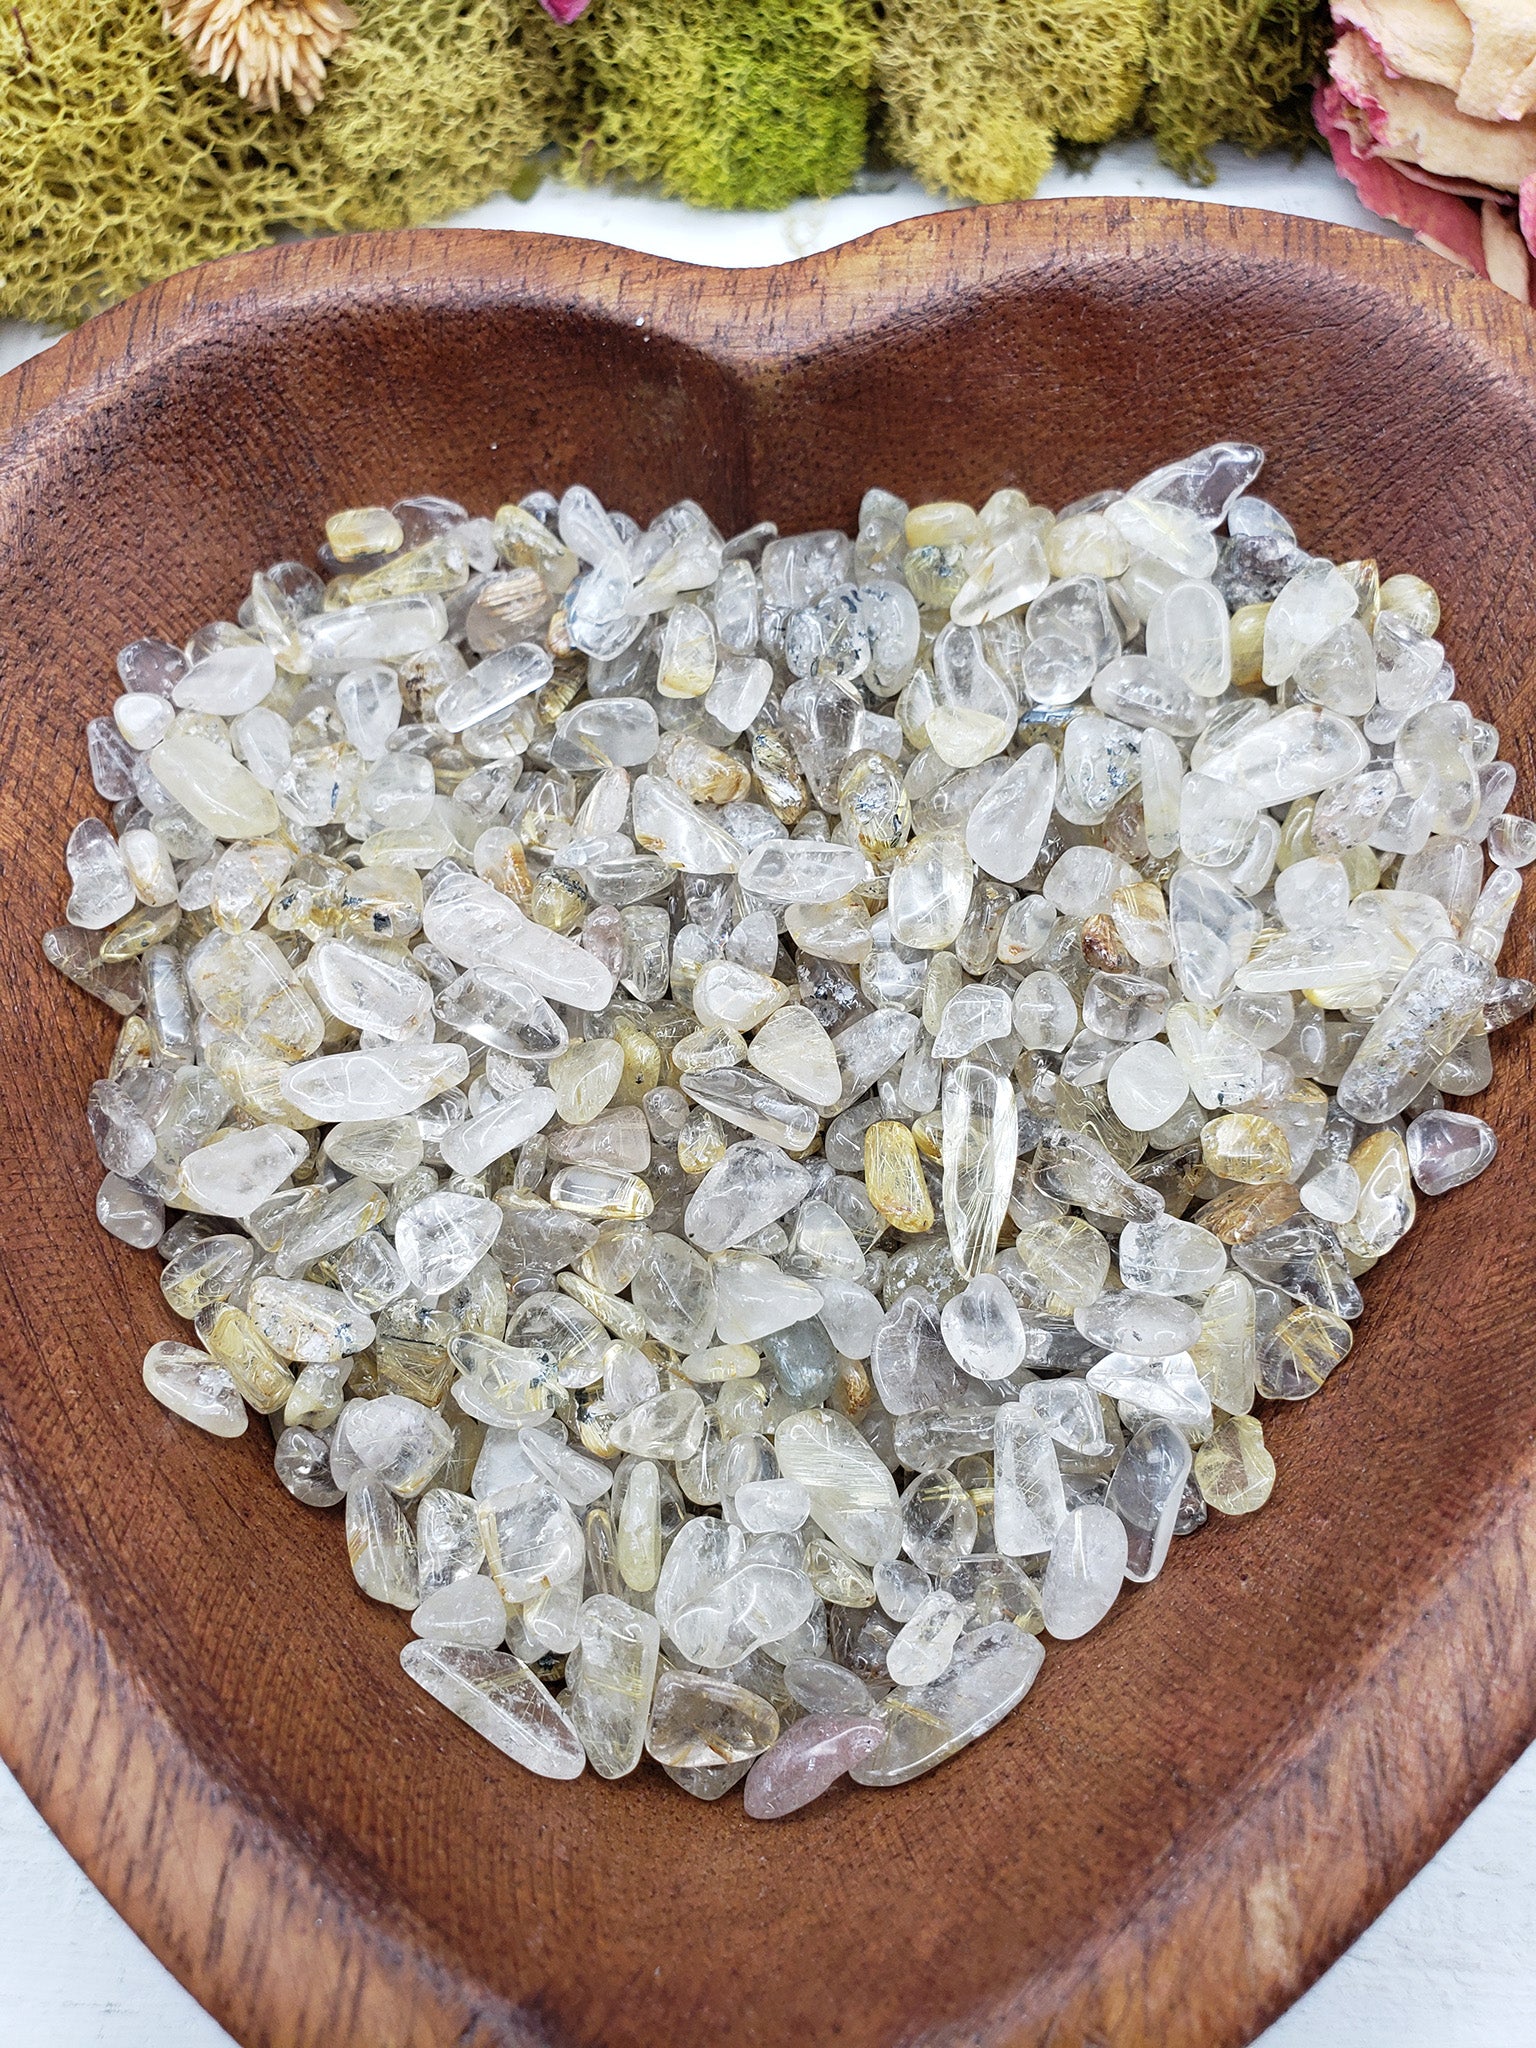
3,143,1532,2048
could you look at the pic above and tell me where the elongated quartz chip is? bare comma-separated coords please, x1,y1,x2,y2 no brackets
743,1713,883,1818
282,1042,469,1118
306,940,433,1040
964,744,1057,883
993,1405,1067,1555
440,1090,557,1175
567,1595,661,1778
941,1060,1017,1278
436,644,551,732
424,873,615,1009
775,1409,901,1566
143,1341,247,1437
633,775,740,873
1169,867,1261,1005
1336,941,1496,1122
1041,1506,1129,1639
850,1622,1044,1785
1198,705,1369,805
346,1474,418,1603
249,1278,376,1361
402,1642,585,1779
1105,1419,1192,1582
738,839,869,904
149,730,281,839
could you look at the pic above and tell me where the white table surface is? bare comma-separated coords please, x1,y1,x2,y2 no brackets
3,141,1532,2047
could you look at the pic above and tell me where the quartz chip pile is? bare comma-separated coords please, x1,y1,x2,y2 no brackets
47,450,1530,1815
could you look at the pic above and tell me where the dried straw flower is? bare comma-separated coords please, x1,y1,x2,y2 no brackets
163,0,358,115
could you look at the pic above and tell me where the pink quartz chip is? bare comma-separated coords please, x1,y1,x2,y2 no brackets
742,1713,884,1820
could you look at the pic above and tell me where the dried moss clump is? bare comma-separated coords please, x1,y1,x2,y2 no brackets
1147,0,1332,178
560,0,877,212
875,0,1154,203
0,0,564,325
0,0,1337,327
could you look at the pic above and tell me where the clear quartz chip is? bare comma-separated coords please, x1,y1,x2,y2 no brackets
738,839,870,904
1105,1419,1192,1581
1041,1506,1129,1639
939,1273,1027,1381
142,1341,247,1437
850,1622,1044,1785
411,1577,507,1650
1169,866,1261,1005
993,1405,1067,1556
567,1595,661,1777
775,1409,901,1566
683,1143,814,1252
941,1060,1017,1278
1075,1291,1201,1354
401,1641,585,1779
346,1474,418,1605
178,1124,307,1215
282,1041,470,1119
1086,1351,1213,1429
964,744,1057,883
479,1480,585,1601
1405,1107,1497,1193
149,730,281,840
1336,941,1496,1122
646,1669,779,1770
249,1278,376,1362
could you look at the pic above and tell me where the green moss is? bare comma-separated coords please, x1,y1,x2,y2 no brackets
0,0,564,325
874,0,1153,203
1146,0,1331,179
560,0,876,212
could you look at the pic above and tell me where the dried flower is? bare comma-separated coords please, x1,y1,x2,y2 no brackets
1316,1,1536,301
163,0,358,115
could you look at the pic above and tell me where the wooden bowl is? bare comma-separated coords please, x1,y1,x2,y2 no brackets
2,198,1535,2048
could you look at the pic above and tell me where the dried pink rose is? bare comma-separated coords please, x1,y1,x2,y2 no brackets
1332,0,1471,94
1456,0,1536,122
1318,10,1536,299
1330,29,1536,185
1316,80,1493,274
1334,0,1536,119
537,0,591,20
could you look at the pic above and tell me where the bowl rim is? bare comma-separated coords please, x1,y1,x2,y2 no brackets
2,196,1536,2048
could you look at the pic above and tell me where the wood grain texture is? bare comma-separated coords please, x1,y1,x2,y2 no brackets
1,198,1535,2048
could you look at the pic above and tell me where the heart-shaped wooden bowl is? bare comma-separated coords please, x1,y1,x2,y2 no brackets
2,198,1536,2048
